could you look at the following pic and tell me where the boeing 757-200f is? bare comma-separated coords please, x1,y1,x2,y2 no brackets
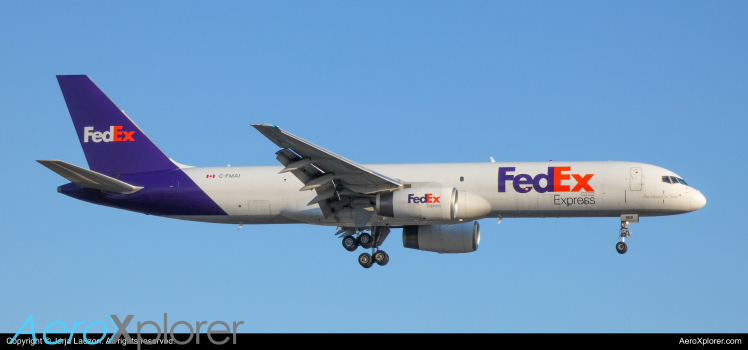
38,76,706,268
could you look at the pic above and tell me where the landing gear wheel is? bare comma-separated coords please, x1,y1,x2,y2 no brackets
374,250,389,266
358,253,373,268
616,241,628,254
357,233,374,249
342,235,358,252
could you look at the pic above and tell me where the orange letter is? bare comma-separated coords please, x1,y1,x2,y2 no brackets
553,167,571,192
121,131,135,141
571,174,594,192
113,126,123,141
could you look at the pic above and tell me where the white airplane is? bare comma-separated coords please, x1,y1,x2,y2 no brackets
39,76,706,268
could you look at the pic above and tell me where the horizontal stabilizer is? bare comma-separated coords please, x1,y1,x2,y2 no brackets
37,160,144,194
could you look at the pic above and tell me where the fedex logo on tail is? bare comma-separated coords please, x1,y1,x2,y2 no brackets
408,193,440,203
499,167,594,193
83,126,135,143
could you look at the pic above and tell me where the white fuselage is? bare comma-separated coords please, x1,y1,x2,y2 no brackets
173,161,705,226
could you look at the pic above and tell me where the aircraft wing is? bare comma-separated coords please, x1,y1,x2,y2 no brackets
251,124,403,196
37,160,144,194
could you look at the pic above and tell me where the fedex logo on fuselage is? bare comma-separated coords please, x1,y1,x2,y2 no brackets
499,167,594,193
83,126,135,143
408,193,440,203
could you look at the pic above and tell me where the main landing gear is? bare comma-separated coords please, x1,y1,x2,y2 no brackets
340,227,391,268
342,235,358,251
617,220,633,254
358,250,389,269
341,232,374,251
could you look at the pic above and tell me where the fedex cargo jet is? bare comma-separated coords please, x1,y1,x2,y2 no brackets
39,76,706,268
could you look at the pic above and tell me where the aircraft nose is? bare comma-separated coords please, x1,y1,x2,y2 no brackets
691,190,706,211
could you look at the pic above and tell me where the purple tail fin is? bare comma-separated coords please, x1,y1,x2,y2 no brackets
56,75,177,175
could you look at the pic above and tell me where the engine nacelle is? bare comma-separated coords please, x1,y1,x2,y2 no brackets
376,186,457,221
402,221,480,253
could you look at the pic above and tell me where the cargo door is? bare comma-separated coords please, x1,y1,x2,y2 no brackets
248,200,271,215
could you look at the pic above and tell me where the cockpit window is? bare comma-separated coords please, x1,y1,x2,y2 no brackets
670,176,679,184
662,176,671,184
677,178,688,186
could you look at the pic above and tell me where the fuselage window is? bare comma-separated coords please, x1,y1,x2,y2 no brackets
670,176,679,184
677,178,688,186
662,176,671,184
460,177,464,182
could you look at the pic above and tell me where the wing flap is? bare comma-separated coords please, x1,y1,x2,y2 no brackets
37,160,144,194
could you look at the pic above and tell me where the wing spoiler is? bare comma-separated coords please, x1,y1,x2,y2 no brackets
37,160,144,194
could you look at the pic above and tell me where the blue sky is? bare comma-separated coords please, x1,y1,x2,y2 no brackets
1,1,746,332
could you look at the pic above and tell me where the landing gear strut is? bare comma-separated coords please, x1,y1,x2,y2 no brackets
617,220,632,254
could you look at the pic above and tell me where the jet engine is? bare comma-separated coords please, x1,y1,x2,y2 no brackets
375,186,492,221
402,221,480,253
375,186,457,221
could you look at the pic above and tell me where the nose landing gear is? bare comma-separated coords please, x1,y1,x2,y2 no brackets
616,241,628,254
616,217,634,254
